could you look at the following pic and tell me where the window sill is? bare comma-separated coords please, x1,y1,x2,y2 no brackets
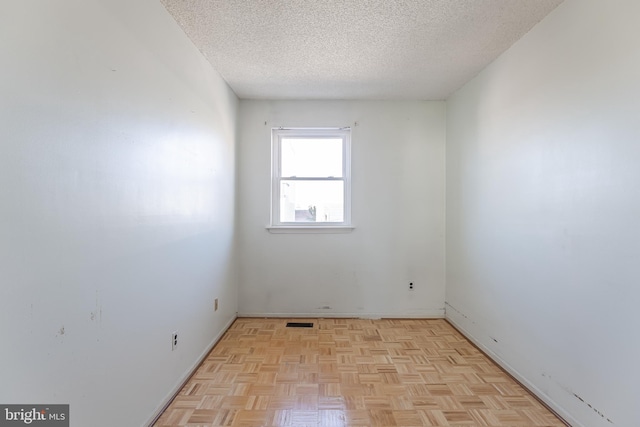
266,225,355,234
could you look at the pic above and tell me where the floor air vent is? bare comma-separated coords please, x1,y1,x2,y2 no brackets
286,322,314,328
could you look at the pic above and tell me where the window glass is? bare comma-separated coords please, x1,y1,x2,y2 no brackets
280,180,344,223
271,128,351,227
280,138,343,178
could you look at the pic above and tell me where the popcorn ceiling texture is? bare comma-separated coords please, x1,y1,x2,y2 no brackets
161,0,563,100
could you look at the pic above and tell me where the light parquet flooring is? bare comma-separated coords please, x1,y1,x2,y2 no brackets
154,318,566,427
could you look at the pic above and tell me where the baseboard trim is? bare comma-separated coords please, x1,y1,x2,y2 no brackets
145,315,237,427
445,316,579,427
237,310,445,319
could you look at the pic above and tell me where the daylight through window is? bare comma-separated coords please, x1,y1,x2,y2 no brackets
271,128,351,227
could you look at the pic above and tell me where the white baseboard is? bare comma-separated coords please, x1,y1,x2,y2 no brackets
145,315,237,427
445,314,580,427
237,310,445,319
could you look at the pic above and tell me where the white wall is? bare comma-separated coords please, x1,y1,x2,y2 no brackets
446,1,640,426
0,1,238,426
238,101,445,318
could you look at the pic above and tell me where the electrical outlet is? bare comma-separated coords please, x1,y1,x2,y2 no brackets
171,332,178,351
409,282,414,291
214,298,218,311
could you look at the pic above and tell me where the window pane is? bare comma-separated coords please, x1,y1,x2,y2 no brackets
281,138,343,178
280,180,344,223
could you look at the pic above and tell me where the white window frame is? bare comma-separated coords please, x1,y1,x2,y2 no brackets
269,127,352,233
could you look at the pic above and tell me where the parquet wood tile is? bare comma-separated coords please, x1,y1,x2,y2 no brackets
154,319,566,427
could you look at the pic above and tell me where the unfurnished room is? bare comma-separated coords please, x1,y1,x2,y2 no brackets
1,1,639,426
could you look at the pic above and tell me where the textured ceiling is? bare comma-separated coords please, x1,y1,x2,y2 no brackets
161,0,563,100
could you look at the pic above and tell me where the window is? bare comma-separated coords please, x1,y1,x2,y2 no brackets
271,128,351,229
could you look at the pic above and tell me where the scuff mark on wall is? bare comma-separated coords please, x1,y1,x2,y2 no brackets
546,372,614,425
445,302,475,324
573,393,614,424
56,326,65,343
90,290,103,325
